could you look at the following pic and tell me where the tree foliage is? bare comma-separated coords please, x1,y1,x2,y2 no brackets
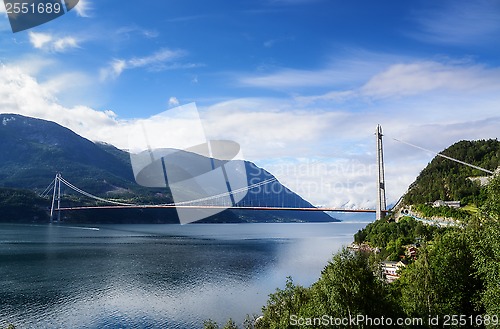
311,249,394,321
354,217,443,260
403,139,500,206
395,229,482,322
247,249,396,329
413,203,470,220
481,173,500,220
0,188,49,222
469,174,500,323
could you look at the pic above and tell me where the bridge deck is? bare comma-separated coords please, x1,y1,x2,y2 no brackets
57,205,377,213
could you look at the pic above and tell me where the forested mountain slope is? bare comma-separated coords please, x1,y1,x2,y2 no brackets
402,139,500,206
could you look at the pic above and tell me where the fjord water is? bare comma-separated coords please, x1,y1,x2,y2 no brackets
0,222,368,328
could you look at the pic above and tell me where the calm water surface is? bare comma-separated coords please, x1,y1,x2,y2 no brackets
0,222,369,328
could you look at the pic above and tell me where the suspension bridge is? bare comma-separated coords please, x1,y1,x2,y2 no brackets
42,125,494,223
42,125,389,223
42,173,379,222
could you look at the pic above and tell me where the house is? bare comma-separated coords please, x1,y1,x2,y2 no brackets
347,243,380,253
432,200,461,208
381,260,407,283
405,246,418,260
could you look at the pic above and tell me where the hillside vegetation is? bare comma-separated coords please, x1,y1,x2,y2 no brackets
403,139,500,206
0,188,49,222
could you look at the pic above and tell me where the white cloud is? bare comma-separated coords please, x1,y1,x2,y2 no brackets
263,157,379,209
40,71,92,95
8,56,55,76
263,39,276,48
168,97,180,107
240,66,350,89
29,32,79,52
100,48,188,81
238,52,404,90
239,53,500,101
29,32,53,49
165,14,210,23
411,0,500,45
0,64,118,143
202,98,348,158
128,49,185,68
361,61,500,98
294,58,500,113
115,26,159,39
74,0,92,17
263,36,294,48
53,37,79,52
295,90,355,104
100,59,126,80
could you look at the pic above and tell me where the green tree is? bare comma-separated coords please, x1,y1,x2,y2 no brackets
203,319,220,329
354,217,442,260
429,231,481,315
470,174,500,323
256,249,397,328
256,277,311,329
395,248,435,319
310,248,395,326
476,221,500,315
222,319,239,329
242,315,259,329
396,229,482,323
482,174,500,220
474,220,500,320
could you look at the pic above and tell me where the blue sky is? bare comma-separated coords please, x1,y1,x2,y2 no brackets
1,0,500,209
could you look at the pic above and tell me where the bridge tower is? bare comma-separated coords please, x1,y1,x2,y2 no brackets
50,173,62,223
375,125,387,220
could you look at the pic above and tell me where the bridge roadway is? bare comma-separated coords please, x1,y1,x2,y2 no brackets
57,205,377,213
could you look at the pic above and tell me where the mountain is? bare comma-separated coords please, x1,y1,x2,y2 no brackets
399,139,500,211
0,114,135,192
0,187,49,222
0,114,338,223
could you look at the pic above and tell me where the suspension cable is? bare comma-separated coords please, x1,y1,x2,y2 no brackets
58,176,136,206
40,179,56,198
168,177,279,206
392,137,494,175
55,174,280,207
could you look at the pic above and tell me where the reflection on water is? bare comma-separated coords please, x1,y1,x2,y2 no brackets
0,222,368,328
